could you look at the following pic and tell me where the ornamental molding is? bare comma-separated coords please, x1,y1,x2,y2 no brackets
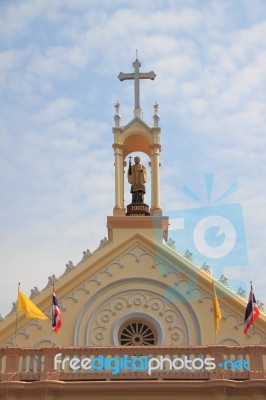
85,287,189,346
60,243,265,344
73,278,203,346
5,320,43,346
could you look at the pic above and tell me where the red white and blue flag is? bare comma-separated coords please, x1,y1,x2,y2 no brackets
244,284,260,334
52,291,62,333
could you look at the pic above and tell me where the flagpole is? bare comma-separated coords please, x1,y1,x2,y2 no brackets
250,280,256,343
213,281,217,344
14,282,20,345
213,280,221,344
250,281,254,325
51,284,54,347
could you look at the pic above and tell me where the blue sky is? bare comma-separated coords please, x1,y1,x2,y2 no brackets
0,0,266,318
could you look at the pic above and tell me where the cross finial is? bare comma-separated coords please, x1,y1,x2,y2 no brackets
118,58,156,118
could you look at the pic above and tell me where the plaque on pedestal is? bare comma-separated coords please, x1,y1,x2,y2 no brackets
126,203,150,216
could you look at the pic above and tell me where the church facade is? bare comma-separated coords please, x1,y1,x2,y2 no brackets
0,58,265,400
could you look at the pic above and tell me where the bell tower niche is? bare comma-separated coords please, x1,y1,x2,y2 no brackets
113,57,162,216
107,57,168,243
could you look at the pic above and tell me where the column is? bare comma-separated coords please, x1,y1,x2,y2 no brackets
150,143,162,215
113,143,125,215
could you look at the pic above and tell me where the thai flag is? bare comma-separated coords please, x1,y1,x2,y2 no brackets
244,285,260,334
52,291,62,333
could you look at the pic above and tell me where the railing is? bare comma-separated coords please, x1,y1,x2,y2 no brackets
0,346,265,382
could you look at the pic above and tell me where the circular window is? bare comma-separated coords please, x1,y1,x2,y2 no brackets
118,318,158,346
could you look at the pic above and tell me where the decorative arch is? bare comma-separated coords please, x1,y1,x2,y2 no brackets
123,133,151,158
74,278,202,346
219,337,240,345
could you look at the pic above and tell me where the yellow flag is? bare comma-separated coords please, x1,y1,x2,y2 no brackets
213,284,222,335
17,290,48,320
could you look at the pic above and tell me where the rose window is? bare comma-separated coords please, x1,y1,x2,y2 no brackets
118,319,157,346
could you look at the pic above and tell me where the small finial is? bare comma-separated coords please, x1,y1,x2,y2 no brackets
46,274,57,288
153,101,160,127
136,49,138,60
114,100,121,127
153,101,159,114
30,286,40,298
114,100,120,114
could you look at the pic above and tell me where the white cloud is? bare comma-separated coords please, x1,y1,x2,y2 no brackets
26,46,88,81
31,97,78,123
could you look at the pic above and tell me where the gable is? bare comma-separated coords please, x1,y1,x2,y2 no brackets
1,234,265,347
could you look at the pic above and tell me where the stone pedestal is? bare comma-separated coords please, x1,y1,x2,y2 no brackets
126,203,150,216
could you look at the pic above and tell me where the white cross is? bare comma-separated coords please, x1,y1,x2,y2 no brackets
118,58,156,114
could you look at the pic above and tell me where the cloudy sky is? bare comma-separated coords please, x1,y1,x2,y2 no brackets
0,0,266,318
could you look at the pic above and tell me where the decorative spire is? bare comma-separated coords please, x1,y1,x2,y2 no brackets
153,101,160,127
114,100,121,127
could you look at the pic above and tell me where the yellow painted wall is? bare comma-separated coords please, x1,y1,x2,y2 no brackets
1,231,265,348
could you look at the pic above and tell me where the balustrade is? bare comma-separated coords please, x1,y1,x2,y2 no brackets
0,346,265,382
